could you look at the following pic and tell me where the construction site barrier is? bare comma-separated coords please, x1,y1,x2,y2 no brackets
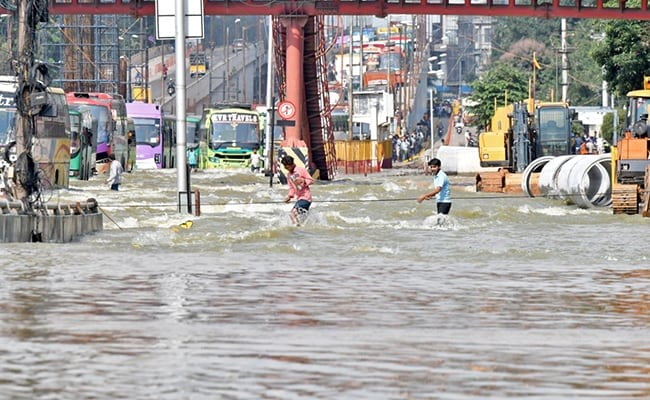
335,140,391,174
522,154,612,208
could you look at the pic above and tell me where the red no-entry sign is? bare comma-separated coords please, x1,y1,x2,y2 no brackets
277,100,296,120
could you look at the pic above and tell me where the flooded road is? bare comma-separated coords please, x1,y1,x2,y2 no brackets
1,167,649,399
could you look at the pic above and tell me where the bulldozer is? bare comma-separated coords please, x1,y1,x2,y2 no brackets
477,99,575,193
611,77,650,215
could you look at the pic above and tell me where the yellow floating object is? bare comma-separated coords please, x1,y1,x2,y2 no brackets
172,220,194,232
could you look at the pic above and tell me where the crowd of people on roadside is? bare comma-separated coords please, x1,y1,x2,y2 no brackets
572,132,610,155
392,129,428,162
391,112,438,163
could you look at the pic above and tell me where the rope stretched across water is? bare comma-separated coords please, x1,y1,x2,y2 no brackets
97,190,617,209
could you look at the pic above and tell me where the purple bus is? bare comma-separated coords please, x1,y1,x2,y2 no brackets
126,102,175,169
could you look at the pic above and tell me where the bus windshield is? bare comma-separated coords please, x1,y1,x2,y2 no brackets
209,113,259,148
210,123,258,148
132,118,161,146
186,123,199,145
0,108,16,145
69,113,81,152
69,104,111,145
133,118,160,147
379,52,403,71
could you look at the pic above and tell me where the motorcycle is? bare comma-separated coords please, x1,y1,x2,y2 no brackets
167,79,175,96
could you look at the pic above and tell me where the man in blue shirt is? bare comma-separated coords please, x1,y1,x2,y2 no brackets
417,157,452,214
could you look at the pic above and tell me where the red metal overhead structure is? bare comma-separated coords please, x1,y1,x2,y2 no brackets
0,0,647,20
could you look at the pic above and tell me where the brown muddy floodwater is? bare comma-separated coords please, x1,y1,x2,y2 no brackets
1,167,649,399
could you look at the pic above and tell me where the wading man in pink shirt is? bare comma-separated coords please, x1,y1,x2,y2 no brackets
281,155,314,226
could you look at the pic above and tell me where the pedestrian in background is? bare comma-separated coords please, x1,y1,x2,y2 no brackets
250,149,262,173
417,157,452,215
106,153,123,191
187,146,198,172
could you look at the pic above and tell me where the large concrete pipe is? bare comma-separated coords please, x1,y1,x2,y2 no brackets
558,154,612,208
523,154,612,208
537,155,574,198
521,156,554,197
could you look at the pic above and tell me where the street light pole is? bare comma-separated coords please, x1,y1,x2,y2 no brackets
348,17,354,141
144,37,149,103
429,88,434,155
226,27,230,100
242,26,247,102
161,51,165,108
457,54,461,99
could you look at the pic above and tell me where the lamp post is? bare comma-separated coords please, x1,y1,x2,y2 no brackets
226,27,230,100
457,53,462,100
235,18,241,40
242,26,247,102
429,87,434,155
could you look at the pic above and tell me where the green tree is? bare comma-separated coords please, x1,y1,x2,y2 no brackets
468,62,528,127
600,110,626,143
483,18,606,107
591,20,650,96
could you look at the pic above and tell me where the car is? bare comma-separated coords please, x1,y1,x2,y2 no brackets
232,39,245,52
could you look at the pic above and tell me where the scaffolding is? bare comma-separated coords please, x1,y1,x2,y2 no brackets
39,15,141,98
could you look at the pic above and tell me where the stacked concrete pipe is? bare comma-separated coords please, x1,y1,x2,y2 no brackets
521,154,612,208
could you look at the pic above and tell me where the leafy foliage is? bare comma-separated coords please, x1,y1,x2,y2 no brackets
600,110,626,143
565,21,602,105
468,62,528,127
591,20,650,96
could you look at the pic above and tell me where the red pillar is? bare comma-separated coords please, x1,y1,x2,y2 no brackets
280,16,307,148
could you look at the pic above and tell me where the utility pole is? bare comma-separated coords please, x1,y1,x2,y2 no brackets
560,19,569,103
13,0,42,203
264,15,275,176
348,17,354,141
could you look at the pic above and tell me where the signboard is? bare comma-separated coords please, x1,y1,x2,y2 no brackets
277,100,296,120
132,87,152,103
276,120,296,127
155,0,204,40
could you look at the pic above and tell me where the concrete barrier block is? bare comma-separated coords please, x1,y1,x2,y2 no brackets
3,215,31,242
437,146,499,175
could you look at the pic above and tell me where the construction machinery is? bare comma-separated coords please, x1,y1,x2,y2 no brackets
477,99,575,193
611,77,650,215
479,100,575,173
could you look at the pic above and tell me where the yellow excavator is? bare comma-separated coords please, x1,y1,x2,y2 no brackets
479,99,575,172
476,99,575,193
